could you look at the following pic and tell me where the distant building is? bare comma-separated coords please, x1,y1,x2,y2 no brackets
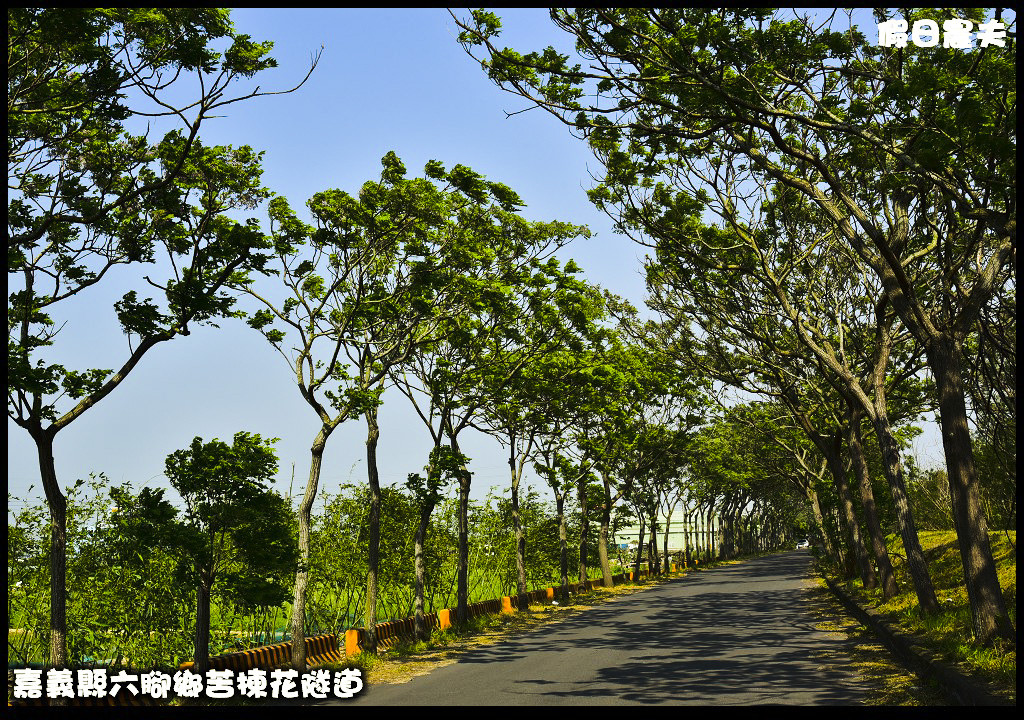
613,508,721,557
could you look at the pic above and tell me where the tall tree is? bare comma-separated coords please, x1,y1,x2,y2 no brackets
533,445,591,600
574,332,691,587
247,153,528,658
475,262,606,607
403,445,462,641
455,7,1015,645
251,153,587,651
7,9,317,668
389,196,588,626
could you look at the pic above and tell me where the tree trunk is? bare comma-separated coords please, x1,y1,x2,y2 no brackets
826,438,876,589
729,503,739,558
699,506,707,562
598,471,614,587
871,206,1012,642
731,503,742,558
809,485,841,569
929,336,1015,645
508,443,528,608
577,473,589,584
649,514,659,575
511,481,528,607
194,578,212,675
741,512,748,554
663,514,672,573
682,509,692,567
705,507,713,563
846,401,898,600
870,396,940,614
598,515,613,587
452,435,471,626
413,496,436,642
364,404,382,652
633,514,645,578
702,506,711,562
34,431,69,671
290,425,330,670
717,510,727,560
556,493,569,602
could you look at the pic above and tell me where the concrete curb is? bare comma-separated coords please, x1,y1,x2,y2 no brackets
823,576,1012,706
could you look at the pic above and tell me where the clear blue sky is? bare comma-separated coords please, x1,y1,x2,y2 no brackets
8,8,950,516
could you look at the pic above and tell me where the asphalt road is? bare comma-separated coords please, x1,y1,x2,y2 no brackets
333,551,871,705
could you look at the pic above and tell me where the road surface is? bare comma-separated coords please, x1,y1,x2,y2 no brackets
333,551,871,705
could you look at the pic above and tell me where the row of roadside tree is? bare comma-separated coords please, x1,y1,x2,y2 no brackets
9,10,1013,685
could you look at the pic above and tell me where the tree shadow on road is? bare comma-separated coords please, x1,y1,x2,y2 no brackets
447,553,874,704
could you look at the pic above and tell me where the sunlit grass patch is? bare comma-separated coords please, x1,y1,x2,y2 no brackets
824,530,1015,703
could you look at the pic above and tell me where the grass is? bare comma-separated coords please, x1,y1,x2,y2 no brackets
821,530,1016,704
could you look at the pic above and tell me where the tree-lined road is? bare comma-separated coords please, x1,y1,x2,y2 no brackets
338,551,871,705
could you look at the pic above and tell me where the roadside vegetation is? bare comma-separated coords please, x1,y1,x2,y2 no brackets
7,476,622,670
9,8,1014,703
820,530,1016,704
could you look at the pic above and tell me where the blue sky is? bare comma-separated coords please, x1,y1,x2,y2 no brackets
8,8,952,516
8,9,652,515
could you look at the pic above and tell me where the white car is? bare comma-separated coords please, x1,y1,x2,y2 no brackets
796,539,810,549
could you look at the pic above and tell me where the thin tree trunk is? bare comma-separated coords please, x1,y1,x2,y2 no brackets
871,204,1013,643
577,473,589,583
828,455,860,581
707,507,714,562
728,502,738,559
819,309,940,613
598,471,614,587
633,513,645,578
556,493,569,601
35,431,69,671
699,506,707,562
510,480,528,607
451,434,471,626
731,502,741,558
870,385,939,614
508,437,529,608
194,578,212,675
703,506,711,563
682,509,692,567
413,496,436,642
663,513,672,573
364,404,382,652
827,438,876,589
598,515,613,587
846,400,898,599
648,514,659,575
290,426,330,670
717,508,726,560
809,484,840,568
